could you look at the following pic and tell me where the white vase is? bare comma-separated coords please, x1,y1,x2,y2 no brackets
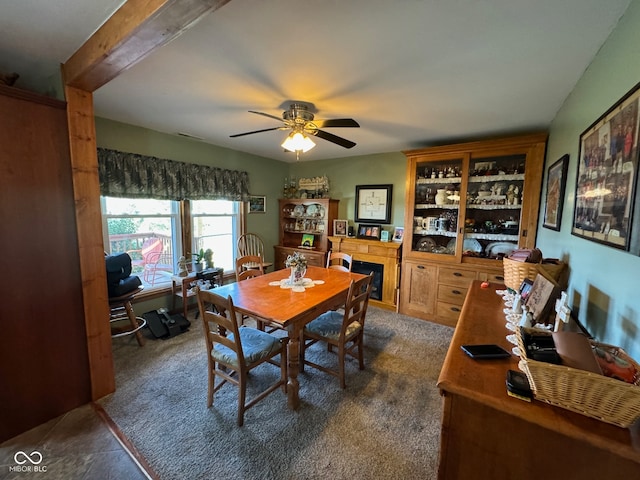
435,189,447,205
290,265,306,285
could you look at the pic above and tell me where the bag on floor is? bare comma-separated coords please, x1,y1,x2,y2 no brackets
143,308,191,339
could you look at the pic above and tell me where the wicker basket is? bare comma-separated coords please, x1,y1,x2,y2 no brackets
516,327,640,428
502,257,566,291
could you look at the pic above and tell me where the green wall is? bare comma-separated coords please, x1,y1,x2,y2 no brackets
289,151,407,237
538,0,640,359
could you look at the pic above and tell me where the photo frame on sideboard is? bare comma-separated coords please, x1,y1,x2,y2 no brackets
392,226,404,243
357,223,381,240
333,219,348,237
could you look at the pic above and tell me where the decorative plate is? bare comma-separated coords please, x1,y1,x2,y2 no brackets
415,236,436,252
462,238,482,253
485,242,517,258
293,205,305,217
306,204,318,216
446,238,457,253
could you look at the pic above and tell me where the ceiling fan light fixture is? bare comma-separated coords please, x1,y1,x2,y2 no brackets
281,132,315,153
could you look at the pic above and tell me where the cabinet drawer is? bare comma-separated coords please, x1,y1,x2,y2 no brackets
437,301,462,325
305,252,326,267
437,284,468,305
477,270,506,284
438,267,476,287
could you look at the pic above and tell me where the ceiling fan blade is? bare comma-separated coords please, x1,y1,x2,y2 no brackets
229,127,282,138
248,110,284,122
313,118,360,128
314,129,356,149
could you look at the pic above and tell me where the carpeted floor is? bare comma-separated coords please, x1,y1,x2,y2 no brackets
100,306,454,480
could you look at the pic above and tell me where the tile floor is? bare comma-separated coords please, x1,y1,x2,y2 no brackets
0,403,154,480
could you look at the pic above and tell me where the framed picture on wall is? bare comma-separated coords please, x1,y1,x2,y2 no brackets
355,184,393,224
572,81,640,250
543,154,569,231
248,195,266,213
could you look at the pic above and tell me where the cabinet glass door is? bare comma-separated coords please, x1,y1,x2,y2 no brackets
463,154,526,259
412,159,463,255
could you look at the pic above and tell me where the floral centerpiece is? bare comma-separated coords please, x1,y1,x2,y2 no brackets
285,251,308,285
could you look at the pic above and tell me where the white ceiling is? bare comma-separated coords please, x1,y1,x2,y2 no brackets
0,0,632,162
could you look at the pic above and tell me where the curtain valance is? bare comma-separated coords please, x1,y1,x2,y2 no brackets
97,147,250,201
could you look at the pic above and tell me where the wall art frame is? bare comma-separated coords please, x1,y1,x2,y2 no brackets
543,154,569,231
572,81,640,250
355,184,393,224
248,195,266,213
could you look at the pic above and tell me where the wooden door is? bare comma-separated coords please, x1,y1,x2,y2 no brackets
0,86,90,442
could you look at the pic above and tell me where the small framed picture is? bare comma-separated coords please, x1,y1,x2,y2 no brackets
380,230,390,242
357,223,381,240
333,219,348,237
392,226,404,243
543,154,569,231
248,195,266,213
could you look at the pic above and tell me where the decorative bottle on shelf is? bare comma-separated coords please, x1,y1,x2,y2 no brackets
435,189,447,205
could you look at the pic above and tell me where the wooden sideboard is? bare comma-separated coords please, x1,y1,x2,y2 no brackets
437,280,640,479
328,236,401,310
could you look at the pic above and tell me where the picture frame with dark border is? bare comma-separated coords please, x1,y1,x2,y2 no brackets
572,81,640,250
355,184,393,224
357,224,381,240
333,219,348,237
543,154,569,231
248,195,266,213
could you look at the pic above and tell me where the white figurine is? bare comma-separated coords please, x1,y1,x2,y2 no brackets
177,256,188,277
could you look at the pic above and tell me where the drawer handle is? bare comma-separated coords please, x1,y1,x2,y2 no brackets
452,290,462,295
453,272,463,277
417,265,425,269
495,275,504,281
450,307,461,312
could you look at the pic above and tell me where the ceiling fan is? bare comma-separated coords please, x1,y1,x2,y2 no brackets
230,103,360,150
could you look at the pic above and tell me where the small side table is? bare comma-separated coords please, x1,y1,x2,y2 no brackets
171,268,224,319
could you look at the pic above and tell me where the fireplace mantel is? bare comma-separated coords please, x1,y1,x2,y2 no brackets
328,236,401,310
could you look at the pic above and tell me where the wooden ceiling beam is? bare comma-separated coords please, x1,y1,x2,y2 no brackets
62,0,231,92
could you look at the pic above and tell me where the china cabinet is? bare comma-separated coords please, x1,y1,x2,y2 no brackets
274,198,339,270
400,133,547,326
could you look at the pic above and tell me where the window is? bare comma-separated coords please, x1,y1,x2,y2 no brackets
102,197,241,291
102,197,181,289
191,200,240,272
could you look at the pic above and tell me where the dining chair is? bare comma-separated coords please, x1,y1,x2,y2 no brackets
235,255,264,282
237,233,273,271
234,255,268,329
326,251,353,272
195,287,288,426
300,273,373,389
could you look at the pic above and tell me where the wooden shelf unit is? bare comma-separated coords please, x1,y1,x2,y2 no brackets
274,198,339,270
399,133,547,326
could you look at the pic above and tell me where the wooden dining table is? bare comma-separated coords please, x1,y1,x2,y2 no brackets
212,265,366,409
